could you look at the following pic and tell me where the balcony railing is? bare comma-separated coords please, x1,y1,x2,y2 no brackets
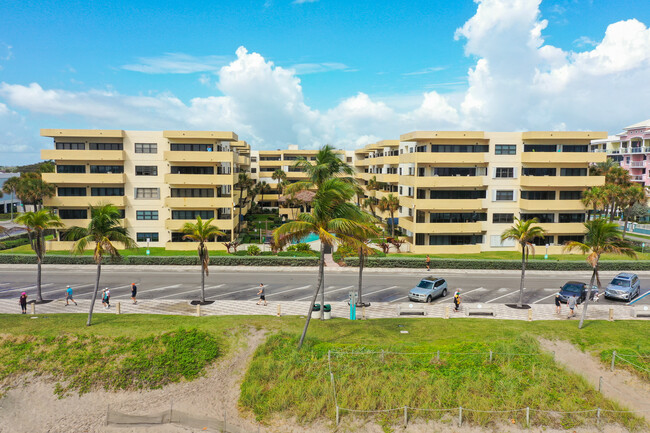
631,175,645,182
629,162,645,168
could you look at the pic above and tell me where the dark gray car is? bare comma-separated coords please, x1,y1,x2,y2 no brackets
558,281,597,304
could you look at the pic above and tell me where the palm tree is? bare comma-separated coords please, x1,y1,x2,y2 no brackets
1,176,20,220
501,217,547,308
582,186,606,220
563,218,636,329
66,204,137,326
14,209,64,302
602,183,623,221
621,185,647,235
286,145,355,194
15,172,55,210
363,197,377,218
605,166,631,187
272,169,287,194
181,217,225,303
379,194,400,237
589,159,618,176
274,178,369,349
235,170,254,234
349,216,381,307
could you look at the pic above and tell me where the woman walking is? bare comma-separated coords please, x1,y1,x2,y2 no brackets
19,292,27,314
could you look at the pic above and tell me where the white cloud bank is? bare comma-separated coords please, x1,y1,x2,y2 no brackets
1,0,650,163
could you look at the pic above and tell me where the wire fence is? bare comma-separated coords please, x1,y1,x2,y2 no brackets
610,351,650,379
328,349,649,427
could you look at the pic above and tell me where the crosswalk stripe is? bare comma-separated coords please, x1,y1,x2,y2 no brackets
250,285,312,301
294,285,349,302
486,290,520,303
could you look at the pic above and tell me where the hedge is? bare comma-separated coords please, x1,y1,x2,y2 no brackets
343,257,650,271
0,255,320,266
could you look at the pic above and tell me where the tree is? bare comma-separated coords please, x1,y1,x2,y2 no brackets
605,166,631,187
287,144,355,194
182,217,225,303
235,170,254,235
272,169,287,194
582,186,606,220
275,178,369,349
589,159,618,176
1,176,20,219
14,172,55,210
501,217,547,308
620,185,647,235
362,197,377,218
563,218,636,329
66,204,137,326
14,209,64,302
379,194,400,236
344,213,381,307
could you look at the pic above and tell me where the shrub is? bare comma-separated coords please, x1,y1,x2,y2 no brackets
247,245,261,256
0,254,319,266
294,242,312,253
286,245,297,252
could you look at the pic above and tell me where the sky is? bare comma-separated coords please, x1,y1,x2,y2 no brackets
0,0,649,165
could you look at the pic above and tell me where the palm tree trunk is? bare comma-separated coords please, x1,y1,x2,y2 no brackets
320,246,326,320
201,267,206,303
357,248,364,306
297,242,325,350
86,261,102,326
518,245,526,308
578,267,598,329
622,209,630,235
36,259,43,302
390,211,395,237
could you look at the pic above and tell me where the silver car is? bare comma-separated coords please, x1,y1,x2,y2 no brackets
408,277,448,303
605,273,641,301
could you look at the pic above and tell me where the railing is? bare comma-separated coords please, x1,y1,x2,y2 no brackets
630,175,645,182
629,162,645,168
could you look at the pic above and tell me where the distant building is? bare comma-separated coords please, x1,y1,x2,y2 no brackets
0,173,21,214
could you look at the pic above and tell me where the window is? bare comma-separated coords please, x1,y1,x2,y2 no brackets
59,209,87,219
493,213,514,223
135,143,157,154
57,165,85,173
171,230,229,242
58,187,86,196
560,168,587,176
558,235,585,244
433,167,477,176
560,191,582,200
134,188,160,199
524,144,556,152
562,145,588,153
251,168,257,173
171,210,214,220
428,212,487,223
522,167,556,176
135,165,158,176
90,165,124,173
250,156,257,162
495,167,514,178
530,236,554,246
415,233,426,245
91,187,124,196
495,145,516,155
136,232,159,242
170,143,212,152
89,142,123,150
521,190,555,200
136,210,159,220
491,235,516,247
521,213,554,223
429,235,483,245
55,142,84,150
170,166,214,175
429,145,489,153
428,190,487,199
495,190,514,201
259,156,281,161
170,188,214,198
558,213,586,223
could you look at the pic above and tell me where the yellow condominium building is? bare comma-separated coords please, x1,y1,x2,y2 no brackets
356,131,607,254
40,129,250,251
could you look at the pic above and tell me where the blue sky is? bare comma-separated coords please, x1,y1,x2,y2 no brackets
1,0,649,164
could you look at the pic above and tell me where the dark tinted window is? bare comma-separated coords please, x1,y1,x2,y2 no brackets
89,142,123,150
57,165,85,173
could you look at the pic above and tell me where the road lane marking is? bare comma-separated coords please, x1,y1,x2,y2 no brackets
157,284,225,300
343,286,399,302
628,290,650,305
532,292,560,304
436,287,484,303
294,286,346,302
212,286,266,299
389,296,409,303
486,290,520,303
250,285,313,301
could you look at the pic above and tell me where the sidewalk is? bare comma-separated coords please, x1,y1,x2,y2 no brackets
0,299,644,321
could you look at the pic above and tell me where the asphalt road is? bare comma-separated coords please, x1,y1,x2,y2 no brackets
1,268,649,307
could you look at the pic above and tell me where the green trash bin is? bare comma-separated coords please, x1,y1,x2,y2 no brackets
323,304,332,320
312,303,321,319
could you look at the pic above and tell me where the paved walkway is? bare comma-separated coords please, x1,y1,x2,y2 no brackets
2,299,645,321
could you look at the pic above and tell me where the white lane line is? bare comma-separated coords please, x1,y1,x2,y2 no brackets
157,284,225,300
212,286,262,299
341,285,399,302
123,284,182,296
436,287,484,303
389,296,409,303
252,285,313,301
532,292,560,304
295,286,349,302
0,283,55,294
628,290,650,305
486,290,520,303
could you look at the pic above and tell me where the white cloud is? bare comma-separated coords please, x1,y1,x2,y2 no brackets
290,62,350,75
573,36,598,47
293,0,319,4
402,66,446,76
121,53,231,74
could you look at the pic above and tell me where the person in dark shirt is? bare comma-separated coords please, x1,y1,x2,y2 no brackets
554,293,561,314
19,292,27,314
131,283,138,305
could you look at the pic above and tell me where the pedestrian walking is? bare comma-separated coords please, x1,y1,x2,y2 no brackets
256,283,267,306
453,290,461,312
567,295,577,319
554,293,561,314
65,285,77,306
105,288,111,308
19,292,27,314
130,283,137,304
426,255,431,271
101,289,107,308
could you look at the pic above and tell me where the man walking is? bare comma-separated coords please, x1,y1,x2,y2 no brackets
426,255,431,271
567,295,577,319
130,283,137,305
256,283,267,306
65,285,77,306
453,290,461,312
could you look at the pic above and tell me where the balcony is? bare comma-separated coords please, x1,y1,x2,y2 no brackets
404,197,486,211
163,151,234,163
42,173,126,184
57,218,91,229
400,176,487,188
42,149,125,161
519,175,604,188
165,218,233,231
164,173,236,185
519,199,585,211
45,196,126,207
400,152,485,165
164,197,233,208
399,218,483,234
629,162,646,168
631,175,645,182
521,152,606,164
539,222,586,234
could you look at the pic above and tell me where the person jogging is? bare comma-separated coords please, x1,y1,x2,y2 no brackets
102,288,111,309
256,283,267,306
453,290,461,312
130,283,137,304
65,285,77,306
19,292,27,314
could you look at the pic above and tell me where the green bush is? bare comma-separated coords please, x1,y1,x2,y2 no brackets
294,242,312,253
0,232,31,251
342,257,650,271
0,254,319,266
247,245,261,256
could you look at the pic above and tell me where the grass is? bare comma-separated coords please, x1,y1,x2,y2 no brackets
0,315,647,429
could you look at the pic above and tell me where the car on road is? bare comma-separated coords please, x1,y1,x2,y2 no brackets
408,277,448,303
605,273,641,301
558,281,597,304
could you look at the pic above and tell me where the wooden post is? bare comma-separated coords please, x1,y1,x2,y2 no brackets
608,308,614,322
610,351,616,371
336,406,339,425
31,303,35,315
362,305,366,320
196,304,201,317
444,306,449,319
277,304,281,317
489,350,493,363
526,407,530,427
436,350,440,362
403,406,408,426
527,309,532,321
116,302,121,315
458,406,462,427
